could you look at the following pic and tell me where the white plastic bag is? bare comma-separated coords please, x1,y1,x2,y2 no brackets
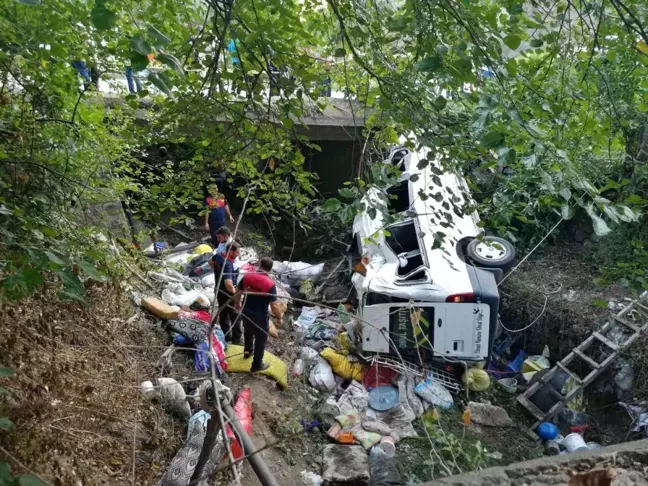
300,346,320,361
157,377,192,418
414,379,453,409
309,359,336,392
273,261,325,285
296,307,320,329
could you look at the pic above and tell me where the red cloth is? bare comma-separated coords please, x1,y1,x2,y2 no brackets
225,388,252,460
178,310,211,323
363,362,400,389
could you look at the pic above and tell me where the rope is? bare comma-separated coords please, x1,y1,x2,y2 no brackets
497,217,564,287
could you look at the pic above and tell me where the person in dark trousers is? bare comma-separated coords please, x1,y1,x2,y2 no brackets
209,242,241,344
204,184,234,246
238,257,284,372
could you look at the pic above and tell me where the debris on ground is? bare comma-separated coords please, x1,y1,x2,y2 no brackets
466,402,514,427
322,444,370,485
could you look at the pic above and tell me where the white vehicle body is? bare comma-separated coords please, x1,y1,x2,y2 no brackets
352,143,508,362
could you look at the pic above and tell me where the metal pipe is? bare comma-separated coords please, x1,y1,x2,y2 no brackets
222,403,280,486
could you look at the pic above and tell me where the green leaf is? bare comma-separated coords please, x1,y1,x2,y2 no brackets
56,269,85,297
637,40,648,55
322,198,341,210
561,204,575,220
148,73,172,96
591,298,608,308
44,250,69,266
409,174,419,182
480,131,505,149
15,0,41,5
521,154,536,167
0,417,13,431
338,188,355,198
130,53,149,72
157,53,185,77
0,368,13,377
19,476,47,486
130,36,151,56
91,5,117,30
147,25,170,46
585,205,611,236
417,158,429,170
415,55,442,72
79,262,108,282
530,39,544,47
333,48,346,58
504,34,522,50
434,96,447,110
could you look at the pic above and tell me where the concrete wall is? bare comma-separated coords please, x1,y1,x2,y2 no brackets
305,140,365,196
424,439,648,486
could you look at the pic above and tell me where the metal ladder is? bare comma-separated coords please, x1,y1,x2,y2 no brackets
517,293,648,430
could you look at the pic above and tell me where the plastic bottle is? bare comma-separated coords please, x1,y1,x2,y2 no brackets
338,303,351,324
291,358,305,377
369,446,402,486
462,408,471,426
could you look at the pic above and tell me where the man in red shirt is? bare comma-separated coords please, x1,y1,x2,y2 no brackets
239,257,284,372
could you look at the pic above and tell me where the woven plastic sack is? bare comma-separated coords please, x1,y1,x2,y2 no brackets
225,344,288,388
320,348,365,381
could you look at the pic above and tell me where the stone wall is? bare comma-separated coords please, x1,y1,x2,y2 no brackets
424,439,648,486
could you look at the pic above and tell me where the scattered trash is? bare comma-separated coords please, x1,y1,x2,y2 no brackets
354,429,382,449
273,261,325,286
322,444,370,486
378,436,396,458
309,358,336,392
156,408,225,486
193,244,213,255
142,297,180,319
462,408,471,426
619,402,648,437
292,358,305,377
162,283,211,309
614,360,635,399
296,306,320,329
368,386,400,412
466,402,513,427
156,377,192,419
461,367,491,392
523,355,550,373
369,445,401,485
139,380,156,400
300,470,323,486
225,344,288,388
587,442,602,450
377,404,418,442
414,377,453,409
336,411,361,428
338,381,370,414
224,388,252,460
321,348,365,381
497,377,517,394
300,419,321,433
536,422,559,441
563,432,588,452
362,421,391,436
318,398,341,429
544,440,561,456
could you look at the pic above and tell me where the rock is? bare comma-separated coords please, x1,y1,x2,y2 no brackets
322,444,369,485
467,402,514,427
